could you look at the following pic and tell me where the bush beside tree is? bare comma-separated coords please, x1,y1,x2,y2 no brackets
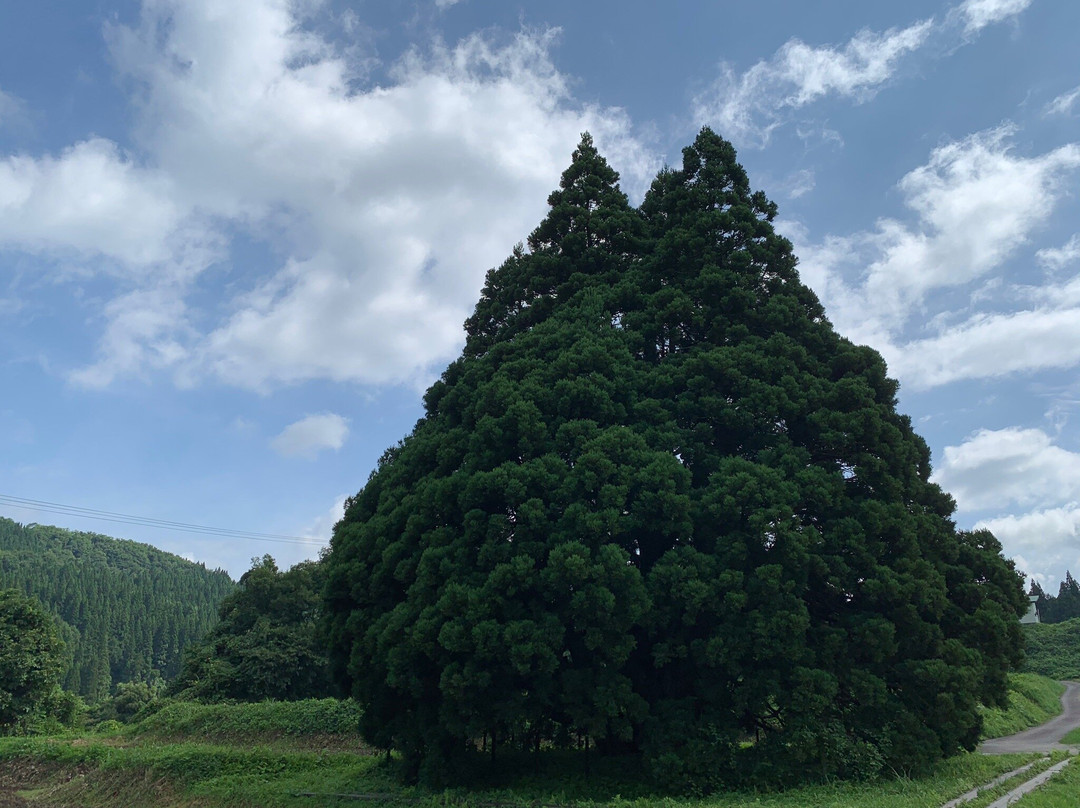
172,556,333,702
0,588,82,733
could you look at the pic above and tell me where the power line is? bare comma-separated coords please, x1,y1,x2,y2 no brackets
0,493,329,546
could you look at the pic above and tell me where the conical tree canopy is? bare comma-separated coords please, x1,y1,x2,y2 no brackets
323,129,1027,788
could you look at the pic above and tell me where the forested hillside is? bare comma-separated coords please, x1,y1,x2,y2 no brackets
0,518,235,701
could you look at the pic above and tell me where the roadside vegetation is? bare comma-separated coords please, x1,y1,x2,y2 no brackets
1022,618,1080,680
980,674,1065,739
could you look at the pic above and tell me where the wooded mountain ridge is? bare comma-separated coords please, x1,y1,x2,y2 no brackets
0,517,235,701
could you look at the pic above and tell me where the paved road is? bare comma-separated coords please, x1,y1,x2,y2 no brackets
980,680,1080,754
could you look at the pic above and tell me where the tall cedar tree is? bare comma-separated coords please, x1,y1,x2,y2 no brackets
323,130,1027,787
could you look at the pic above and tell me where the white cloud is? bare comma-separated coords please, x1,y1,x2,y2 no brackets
890,307,1080,389
271,413,350,459
956,0,1033,34
1037,235,1080,271
0,0,654,391
870,128,1079,315
933,427,1080,512
0,139,191,271
70,285,193,388
1045,85,1080,118
695,0,1037,148
977,508,1080,581
791,127,1080,388
695,20,933,146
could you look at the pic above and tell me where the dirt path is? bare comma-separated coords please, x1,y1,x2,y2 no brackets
979,680,1080,754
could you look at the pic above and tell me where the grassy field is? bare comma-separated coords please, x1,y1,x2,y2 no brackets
0,687,1070,808
0,737,1054,808
980,674,1065,739
986,757,1080,807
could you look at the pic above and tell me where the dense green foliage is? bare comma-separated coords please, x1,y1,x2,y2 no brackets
172,556,332,702
979,674,1064,739
1022,618,1080,679
1030,574,1080,623
324,129,1028,787
0,588,66,732
93,677,167,724
0,518,235,700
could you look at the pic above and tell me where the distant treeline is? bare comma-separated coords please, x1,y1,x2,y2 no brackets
0,517,235,701
1030,572,1080,623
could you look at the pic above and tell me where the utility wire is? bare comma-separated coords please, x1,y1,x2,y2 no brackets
0,493,329,546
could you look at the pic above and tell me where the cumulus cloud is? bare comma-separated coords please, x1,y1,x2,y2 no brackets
0,139,189,271
694,20,933,146
977,508,1080,582
791,127,1080,389
956,0,1033,34
867,128,1079,322
0,0,656,391
271,413,350,459
933,427,1080,512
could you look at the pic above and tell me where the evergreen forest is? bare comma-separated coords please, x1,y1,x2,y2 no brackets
0,517,235,701
1029,573,1080,623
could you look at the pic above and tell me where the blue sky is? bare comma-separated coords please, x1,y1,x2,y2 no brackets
1,0,1079,586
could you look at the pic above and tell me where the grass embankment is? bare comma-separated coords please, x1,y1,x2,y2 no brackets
1023,618,1080,680
0,696,1058,808
980,673,1065,739
126,697,370,751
